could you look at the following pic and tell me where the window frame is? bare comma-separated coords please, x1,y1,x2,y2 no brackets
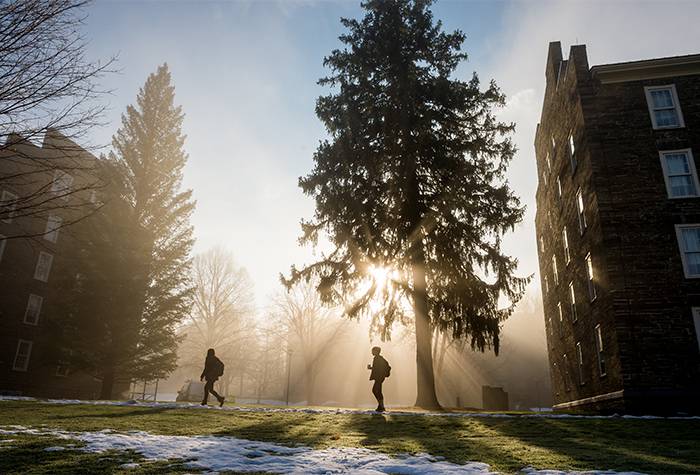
44,215,63,243
644,84,685,130
585,252,597,301
556,176,562,201
569,133,577,173
692,308,700,353
552,254,559,286
569,281,577,322
576,341,585,385
23,293,43,326
576,188,587,235
33,251,54,282
1,189,18,224
562,227,570,264
594,324,607,377
12,339,33,372
659,149,700,199
557,302,563,336
51,170,74,201
675,224,700,279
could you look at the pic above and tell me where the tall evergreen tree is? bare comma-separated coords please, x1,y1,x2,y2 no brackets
50,161,151,399
284,0,528,409
108,63,196,393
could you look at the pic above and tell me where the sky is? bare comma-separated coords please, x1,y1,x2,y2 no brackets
81,0,700,309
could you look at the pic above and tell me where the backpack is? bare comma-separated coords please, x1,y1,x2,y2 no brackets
384,359,391,378
213,357,225,377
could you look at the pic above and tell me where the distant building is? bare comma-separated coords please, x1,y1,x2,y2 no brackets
0,130,106,398
535,42,700,414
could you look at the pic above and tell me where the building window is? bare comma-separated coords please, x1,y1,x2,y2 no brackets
1,190,18,224
23,294,43,326
544,275,549,295
585,253,597,301
12,340,33,372
557,302,563,328
645,85,684,129
576,188,587,234
594,324,606,377
51,170,74,200
546,153,552,172
56,364,70,377
539,235,545,254
0,234,6,263
659,149,699,198
44,215,63,243
569,281,577,322
33,251,53,282
562,227,570,264
562,353,571,391
692,308,700,352
551,136,556,151
576,342,585,385
552,255,559,285
676,225,700,278
556,176,562,201
542,170,548,186
569,134,577,173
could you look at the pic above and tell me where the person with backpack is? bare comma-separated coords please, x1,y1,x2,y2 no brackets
200,348,225,407
367,346,391,412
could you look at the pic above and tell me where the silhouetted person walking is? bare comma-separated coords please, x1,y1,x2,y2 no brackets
200,348,225,407
367,346,391,412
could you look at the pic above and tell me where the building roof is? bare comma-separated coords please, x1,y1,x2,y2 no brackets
590,53,700,84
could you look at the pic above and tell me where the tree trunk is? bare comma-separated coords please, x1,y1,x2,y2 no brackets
99,366,115,400
412,258,441,410
305,361,316,405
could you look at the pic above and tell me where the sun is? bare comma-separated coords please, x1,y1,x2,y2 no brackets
369,264,399,290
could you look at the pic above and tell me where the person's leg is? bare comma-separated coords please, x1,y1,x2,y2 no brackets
372,380,384,411
210,386,223,401
202,380,212,404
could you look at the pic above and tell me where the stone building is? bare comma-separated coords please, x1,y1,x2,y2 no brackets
535,42,700,414
0,129,106,398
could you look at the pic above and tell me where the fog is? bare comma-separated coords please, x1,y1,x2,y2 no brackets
161,250,550,410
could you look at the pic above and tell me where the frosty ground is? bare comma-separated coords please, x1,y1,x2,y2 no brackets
0,399,698,474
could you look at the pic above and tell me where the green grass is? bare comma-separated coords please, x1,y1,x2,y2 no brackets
0,401,699,474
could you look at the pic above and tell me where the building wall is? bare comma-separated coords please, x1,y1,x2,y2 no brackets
589,70,700,409
0,131,106,399
536,42,700,413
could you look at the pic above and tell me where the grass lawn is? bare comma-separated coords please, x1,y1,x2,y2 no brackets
0,401,699,474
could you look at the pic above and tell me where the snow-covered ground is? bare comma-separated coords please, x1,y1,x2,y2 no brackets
1,396,697,420
0,425,646,475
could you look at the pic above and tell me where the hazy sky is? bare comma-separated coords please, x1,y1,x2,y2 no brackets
82,0,700,308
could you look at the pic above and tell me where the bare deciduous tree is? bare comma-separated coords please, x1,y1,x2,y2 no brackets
178,247,256,396
0,0,115,230
272,281,348,405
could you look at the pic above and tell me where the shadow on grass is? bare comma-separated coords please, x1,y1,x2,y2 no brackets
340,412,700,474
50,407,174,420
478,416,700,474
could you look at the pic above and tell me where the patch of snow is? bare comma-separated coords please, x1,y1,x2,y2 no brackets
119,462,140,469
0,396,37,401
0,426,648,475
43,446,66,452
